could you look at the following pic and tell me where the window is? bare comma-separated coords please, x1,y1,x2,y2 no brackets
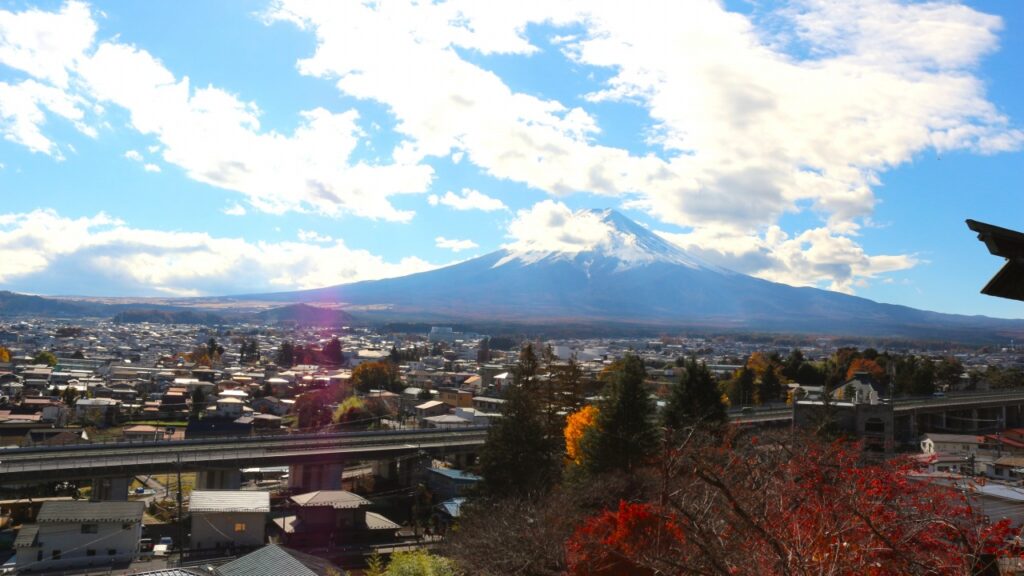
52,550,61,560
86,549,96,557
108,549,117,556
234,523,246,532
36,551,42,562
81,524,98,534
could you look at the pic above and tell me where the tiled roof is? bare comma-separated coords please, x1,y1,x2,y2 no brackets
37,501,144,523
190,490,270,513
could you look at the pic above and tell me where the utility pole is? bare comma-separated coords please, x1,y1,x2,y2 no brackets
176,453,184,564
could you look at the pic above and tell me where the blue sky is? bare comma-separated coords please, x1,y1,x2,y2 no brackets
0,0,1022,318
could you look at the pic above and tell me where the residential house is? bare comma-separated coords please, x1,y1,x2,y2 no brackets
273,490,400,548
189,490,270,551
437,387,473,408
252,396,291,417
24,428,89,447
414,400,449,422
122,424,166,442
426,467,482,500
472,396,506,413
920,433,990,456
14,501,143,573
75,397,121,426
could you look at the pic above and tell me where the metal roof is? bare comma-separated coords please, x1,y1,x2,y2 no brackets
217,544,340,576
290,490,369,509
189,490,270,513
13,524,38,548
36,500,144,523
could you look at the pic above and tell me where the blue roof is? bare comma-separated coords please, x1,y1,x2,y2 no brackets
428,467,482,482
439,497,466,518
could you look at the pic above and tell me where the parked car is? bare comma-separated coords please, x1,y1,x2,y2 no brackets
153,536,174,557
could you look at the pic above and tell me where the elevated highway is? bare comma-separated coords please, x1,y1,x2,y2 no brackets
0,427,488,485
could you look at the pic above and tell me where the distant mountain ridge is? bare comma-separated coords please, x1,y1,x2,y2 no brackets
249,209,1024,340
4,210,1024,341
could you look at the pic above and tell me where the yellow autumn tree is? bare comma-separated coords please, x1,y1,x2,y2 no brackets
0,346,9,363
564,405,599,465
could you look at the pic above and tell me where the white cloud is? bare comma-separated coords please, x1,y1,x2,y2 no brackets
504,200,614,254
297,229,332,243
75,42,432,221
123,149,142,161
0,209,438,295
0,2,433,222
0,0,95,88
2,1,1021,293
143,163,161,173
223,203,247,216
435,236,478,252
658,225,917,293
427,188,507,212
268,0,1020,292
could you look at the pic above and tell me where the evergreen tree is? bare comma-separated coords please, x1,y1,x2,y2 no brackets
759,366,782,404
782,349,805,381
662,357,726,431
275,341,294,367
322,337,344,365
478,384,561,497
728,367,756,406
479,346,561,497
581,354,658,474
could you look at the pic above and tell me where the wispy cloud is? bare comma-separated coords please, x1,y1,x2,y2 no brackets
435,236,479,252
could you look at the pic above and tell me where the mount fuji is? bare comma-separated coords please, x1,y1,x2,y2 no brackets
252,209,1024,339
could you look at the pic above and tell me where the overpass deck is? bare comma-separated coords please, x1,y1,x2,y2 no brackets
0,427,488,483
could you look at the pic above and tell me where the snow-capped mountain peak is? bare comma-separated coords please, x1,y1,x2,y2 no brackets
495,208,717,271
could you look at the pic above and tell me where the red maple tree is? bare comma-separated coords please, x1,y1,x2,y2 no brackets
567,433,1016,576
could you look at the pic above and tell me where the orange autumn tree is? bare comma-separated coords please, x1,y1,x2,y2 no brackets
564,405,599,465
846,357,886,382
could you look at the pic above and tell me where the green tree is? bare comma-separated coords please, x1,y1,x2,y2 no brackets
275,341,294,367
33,350,57,367
294,391,332,430
352,361,400,393
782,348,804,381
935,356,964,391
727,367,756,406
206,338,225,359
479,383,561,497
759,366,782,404
386,549,459,576
333,395,372,426
662,357,726,431
61,385,78,406
580,354,658,474
322,337,344,365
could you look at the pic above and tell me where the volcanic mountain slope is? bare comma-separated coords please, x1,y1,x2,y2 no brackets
254,210,1024,339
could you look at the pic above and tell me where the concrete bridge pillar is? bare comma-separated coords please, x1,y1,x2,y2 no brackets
971,409,979,432
90,477,130,501
289,463,343,491
196,469,242,490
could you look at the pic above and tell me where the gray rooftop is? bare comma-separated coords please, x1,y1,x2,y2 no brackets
190,490,270,513
13,524,38,548
216,544,341,576
290,490,369,509
37,500,144,523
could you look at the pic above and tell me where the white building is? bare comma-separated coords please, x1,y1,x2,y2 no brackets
15,501,143,573
189,490,270,550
